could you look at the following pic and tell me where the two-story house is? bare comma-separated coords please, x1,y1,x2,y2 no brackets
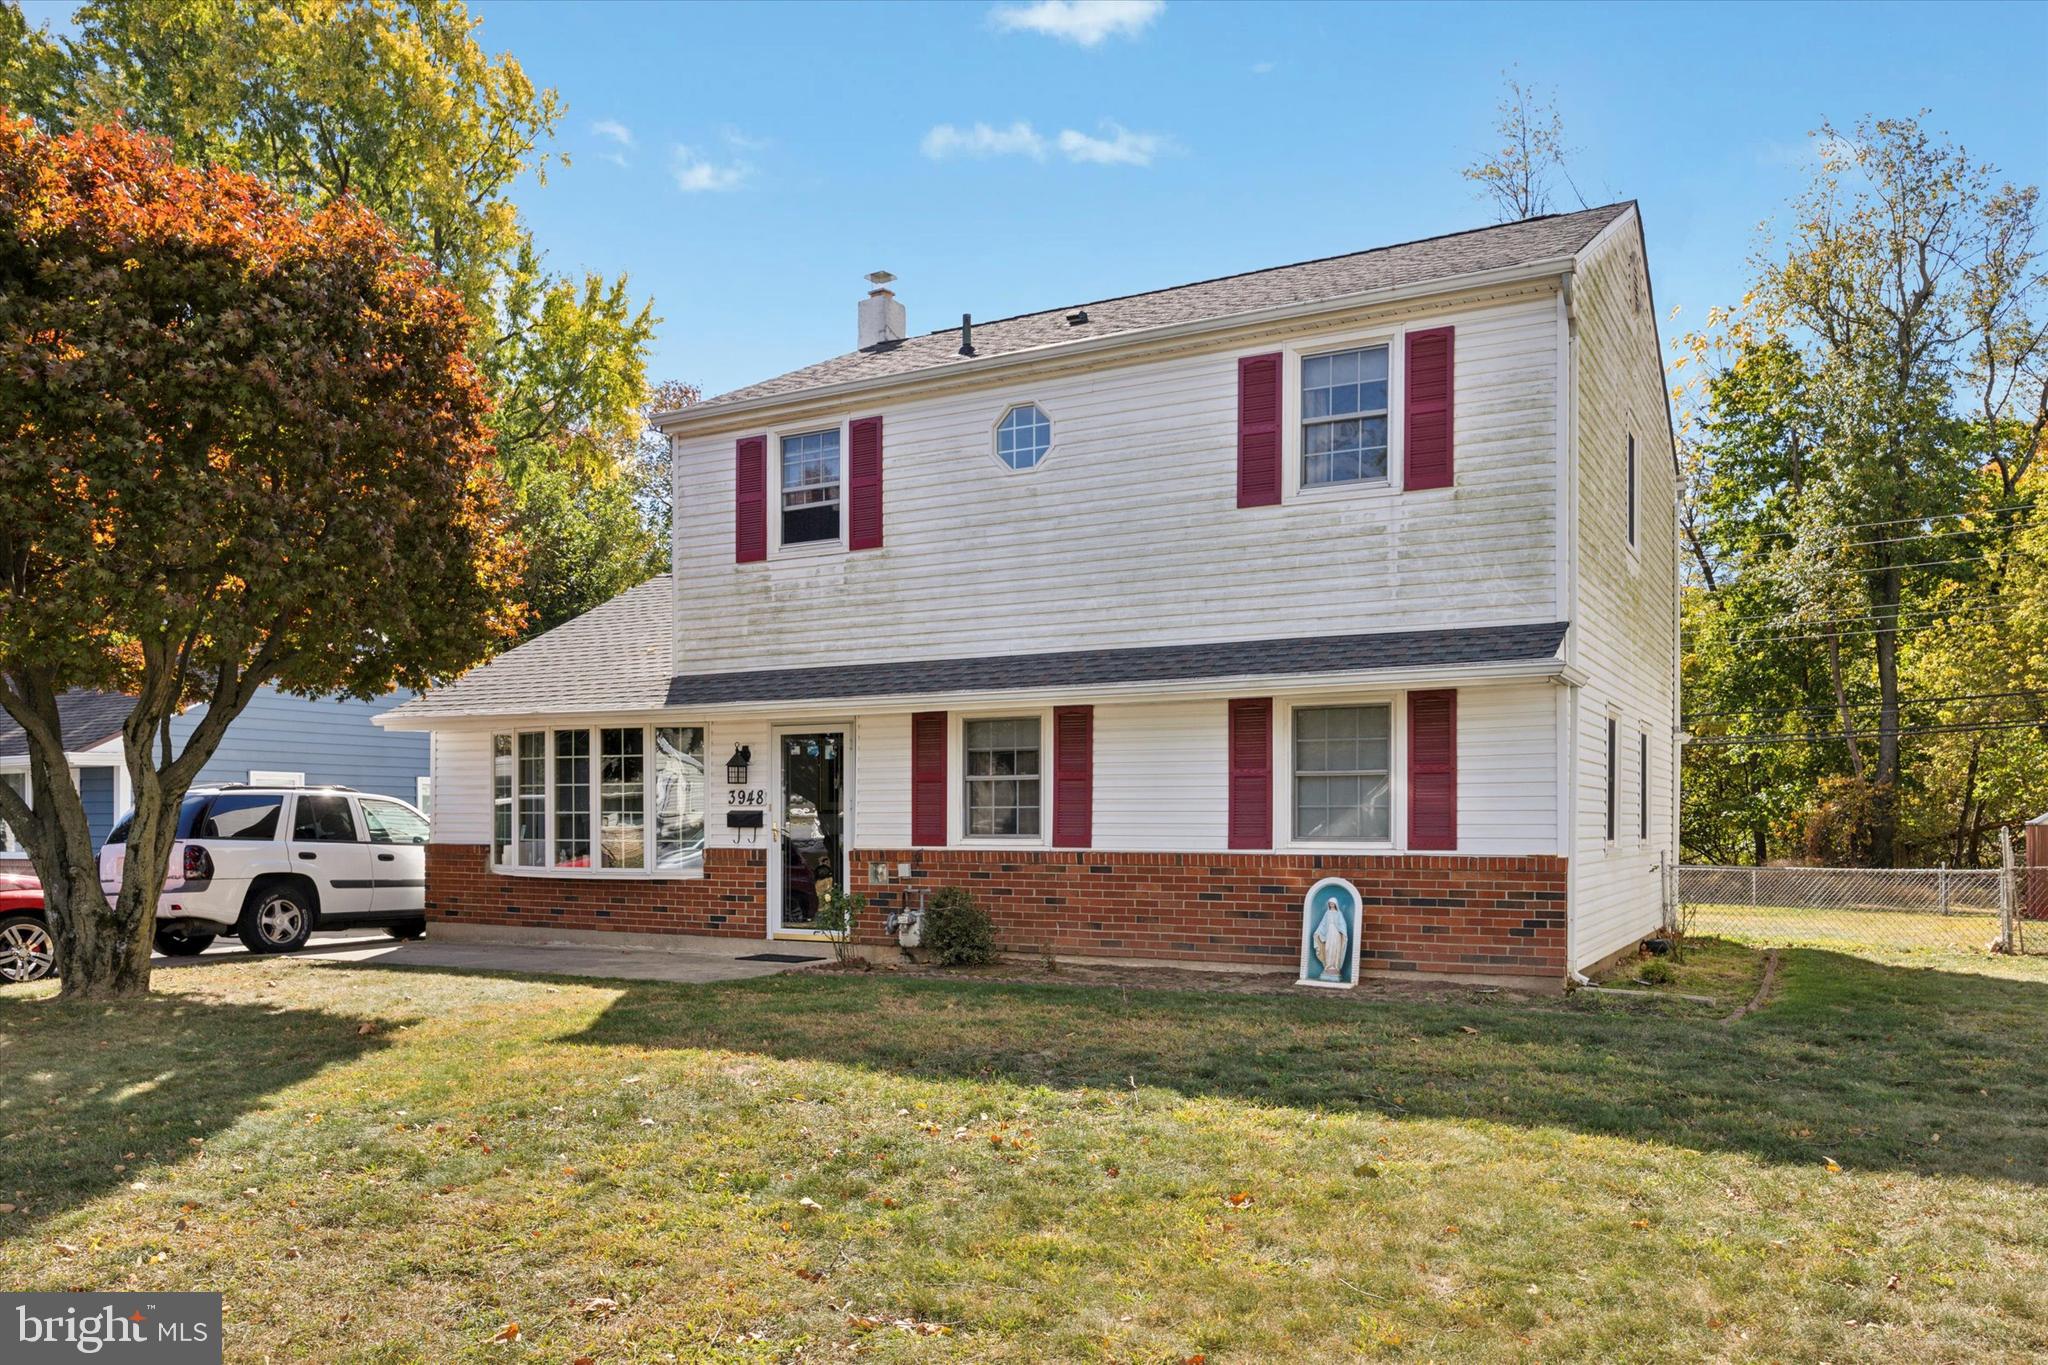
382,201,1678,984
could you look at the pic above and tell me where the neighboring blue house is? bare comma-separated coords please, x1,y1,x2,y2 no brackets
0,687,428,868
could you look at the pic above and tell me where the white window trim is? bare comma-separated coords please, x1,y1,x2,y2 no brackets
1603,711,1621,848
1624,425,1642,570
1278,693,1404,854
767,420,849,560
1637,722,1652,846
1278,324,1406,505
489,722,708,880
952,707,1052,849
989,399,1058,475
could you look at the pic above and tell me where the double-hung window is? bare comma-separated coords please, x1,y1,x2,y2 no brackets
780,429,841,545
554,729,591,868
599,727,645,869
1302,345,1390,488
1293,705,1392,841
494,725,706,876
964,717,1041,837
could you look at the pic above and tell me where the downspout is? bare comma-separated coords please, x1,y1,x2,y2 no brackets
1559,269,1589,986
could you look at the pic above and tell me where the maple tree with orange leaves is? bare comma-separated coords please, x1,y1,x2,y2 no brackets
0,114,523,998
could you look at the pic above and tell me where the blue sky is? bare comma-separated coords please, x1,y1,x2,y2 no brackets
28,1,2048,398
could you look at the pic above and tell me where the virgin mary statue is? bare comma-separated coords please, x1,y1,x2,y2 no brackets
1311,896,1350,982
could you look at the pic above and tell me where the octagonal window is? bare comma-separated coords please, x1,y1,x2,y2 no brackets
996,403,1053,471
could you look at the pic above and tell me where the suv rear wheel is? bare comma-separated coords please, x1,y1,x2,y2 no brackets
153,924,217,957
0,914,55,983
237,882,314,954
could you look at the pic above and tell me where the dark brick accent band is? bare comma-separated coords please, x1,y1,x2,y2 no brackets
425,844,1567,978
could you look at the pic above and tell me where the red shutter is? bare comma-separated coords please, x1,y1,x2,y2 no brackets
848,415,884,550
1227,698,1273,850
1404,326,1455,490
734,435,767,563
911,711,947,847
1052,705,1093,848
1236,353,1283,507
1407,689,1458,850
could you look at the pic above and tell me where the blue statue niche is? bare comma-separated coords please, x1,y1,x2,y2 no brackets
1298,877,1361,988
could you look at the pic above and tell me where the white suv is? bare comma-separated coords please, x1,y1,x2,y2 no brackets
99,785,432,957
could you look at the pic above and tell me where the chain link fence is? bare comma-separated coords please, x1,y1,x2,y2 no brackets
1676,830,2038,956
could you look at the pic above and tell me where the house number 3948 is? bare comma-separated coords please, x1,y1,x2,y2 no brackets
730,789,767,807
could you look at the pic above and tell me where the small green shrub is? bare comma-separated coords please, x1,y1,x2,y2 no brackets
922,887,997,966
1635,956,1675,986
815,887,865,966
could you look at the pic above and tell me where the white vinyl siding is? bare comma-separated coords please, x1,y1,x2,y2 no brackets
1568,217,1680,970
670,288,1563,674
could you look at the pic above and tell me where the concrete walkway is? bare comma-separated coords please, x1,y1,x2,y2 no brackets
152,927,827,985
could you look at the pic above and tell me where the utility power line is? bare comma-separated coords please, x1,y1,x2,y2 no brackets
1691,500,2037,538
1688,718,2048,746
1683,688,2048,722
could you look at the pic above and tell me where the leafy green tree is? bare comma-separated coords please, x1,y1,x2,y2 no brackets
0,117,520,998
11,0,660,618
1676,115,2047,865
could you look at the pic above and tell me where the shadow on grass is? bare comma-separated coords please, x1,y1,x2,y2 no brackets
0,990,397,1233
554,944,2048,1185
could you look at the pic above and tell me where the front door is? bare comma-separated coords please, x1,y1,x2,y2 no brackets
777,731,845,932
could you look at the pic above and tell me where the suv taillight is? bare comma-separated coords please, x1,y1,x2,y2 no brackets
183,845,214,882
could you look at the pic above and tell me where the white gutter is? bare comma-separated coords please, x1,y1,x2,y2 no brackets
375,654,1575,732
654,256,1581,434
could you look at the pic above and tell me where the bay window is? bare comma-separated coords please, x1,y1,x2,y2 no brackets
654,726,706,872
493,724,706,876
554,728,591,868
599,727,645,869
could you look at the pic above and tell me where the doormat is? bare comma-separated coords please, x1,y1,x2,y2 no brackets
737,952,827,964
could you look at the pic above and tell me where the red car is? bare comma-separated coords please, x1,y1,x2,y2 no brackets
0,871,55,984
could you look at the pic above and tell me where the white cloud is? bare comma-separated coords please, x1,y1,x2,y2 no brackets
590,119,634,168
990,0,1163,46
1250,60,1275,75
670,145,750,192
1056,121,1170,166
921,118,1173,168
921,120,1049,161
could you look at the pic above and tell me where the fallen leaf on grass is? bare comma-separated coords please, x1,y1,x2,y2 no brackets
1457,1025,1480,1035
356,1022,376,1036
1824,1158,1842,1173
1226,1191,1254,1208
490,1322,520,1344
793,1267,826,1283
573,1296,619,1318
798,1197,823,1210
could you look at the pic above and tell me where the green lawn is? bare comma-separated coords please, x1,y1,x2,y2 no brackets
1686,901,2009,958
3,943,2047,1362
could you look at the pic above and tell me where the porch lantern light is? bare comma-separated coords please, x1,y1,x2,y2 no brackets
725,744,752,786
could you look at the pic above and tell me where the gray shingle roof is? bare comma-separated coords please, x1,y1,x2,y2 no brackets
664,622,1570,707
0,690,134,758
386,575,675,722
689,203,1631,414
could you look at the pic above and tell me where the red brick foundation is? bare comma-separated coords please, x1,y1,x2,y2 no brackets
425,844,770,937
426,843,1568,978
853,849,1566,977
